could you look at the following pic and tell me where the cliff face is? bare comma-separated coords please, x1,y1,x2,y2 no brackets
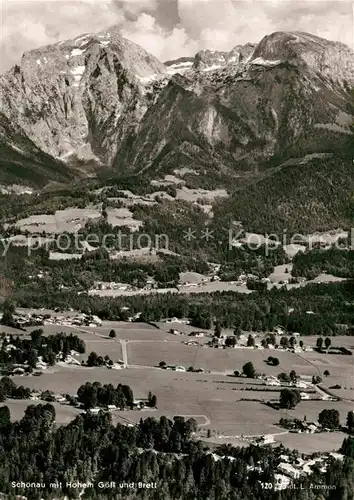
112,31,353,178
0,28,353,186
0,27,165,168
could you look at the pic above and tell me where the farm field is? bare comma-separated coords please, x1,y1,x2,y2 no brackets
283,400,354,425
299,336,354,350
127,342,318,375
155,321,213,337
12,207,142,233
320,375,354,400
26,322,176,342
11,367,285,436
299,351,354,390
6,320,353,448
274,431,349,454
78,337,123,362
79,322,174,341
1,399,82,425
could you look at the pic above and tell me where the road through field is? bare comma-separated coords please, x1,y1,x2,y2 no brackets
120,340,128,367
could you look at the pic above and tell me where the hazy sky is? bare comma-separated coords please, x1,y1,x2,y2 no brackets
1,0,353,73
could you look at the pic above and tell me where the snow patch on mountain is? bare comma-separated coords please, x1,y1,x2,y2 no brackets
166,61,194,75
202,64,223,72
251,57,282,66
70,48,86,57
136,74,160,84
70,66,86,87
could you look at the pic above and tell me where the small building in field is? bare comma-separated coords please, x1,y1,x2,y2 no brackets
255,434,274,445
55,395,67,403
189,331,205,338
300,392,310,400
266,379,281,387
12,367,25,375
88,407,101,414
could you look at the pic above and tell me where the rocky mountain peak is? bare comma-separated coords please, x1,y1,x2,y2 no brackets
193,43,256,71
0,29,352,188
0,26,167,165
251,31,354,83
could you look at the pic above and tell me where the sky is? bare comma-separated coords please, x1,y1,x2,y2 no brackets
1,0,353,73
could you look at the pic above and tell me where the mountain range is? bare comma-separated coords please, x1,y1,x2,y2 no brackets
0,27,353,231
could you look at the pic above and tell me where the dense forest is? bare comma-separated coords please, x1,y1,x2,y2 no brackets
213,154,354,234
292,248,354,279
0,405,353,500
0,226,290,294
6,280,354,336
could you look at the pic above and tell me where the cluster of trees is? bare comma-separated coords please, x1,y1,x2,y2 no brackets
0,330,85,370
278,404,351,433
279,388,301,409
0,403,352,499
266,356,279,366
292,247,354,280
347,411,354,434
278,370,298,384
86,351,113,368
316,336,332,351
77,382,134,410
218,245,289,281
261,333,276,347
0,376,31,401
318,409,340,430
0,240,209,297
279,336,303,349
242,362,256,379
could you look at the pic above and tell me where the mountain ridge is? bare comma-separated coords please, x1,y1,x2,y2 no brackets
0,28,353,190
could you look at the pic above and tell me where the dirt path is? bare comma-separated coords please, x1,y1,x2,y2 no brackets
120,340,128,368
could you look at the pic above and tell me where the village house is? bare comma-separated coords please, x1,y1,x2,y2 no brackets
254,435,275,446
55,395,67,404
87,408,101,415
278,463,302,479
266,378,281,387
169,329,181,335
12,367,25,375
273,326,285,335
188,331,205,338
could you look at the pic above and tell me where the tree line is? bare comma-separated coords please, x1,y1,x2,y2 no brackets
14,281,351,337
0,404,353,499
